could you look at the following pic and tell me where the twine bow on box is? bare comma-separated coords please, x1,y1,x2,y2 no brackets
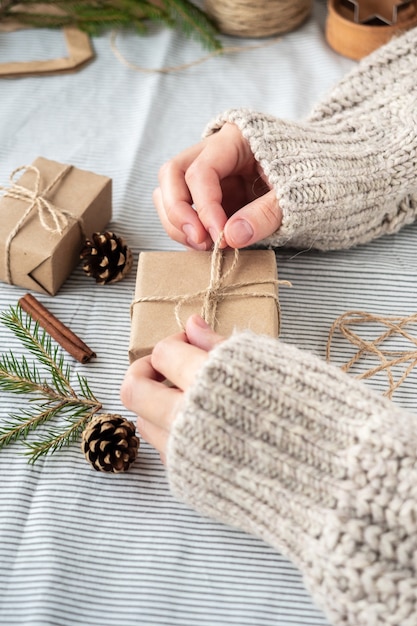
0,164,77,284
132,233,290,332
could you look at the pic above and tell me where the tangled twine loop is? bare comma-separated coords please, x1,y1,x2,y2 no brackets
327,310,417,399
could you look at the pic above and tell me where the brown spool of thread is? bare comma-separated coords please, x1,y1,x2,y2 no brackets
204,0,313,37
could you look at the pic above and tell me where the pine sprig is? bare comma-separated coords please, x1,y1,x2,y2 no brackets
0,0,221,50
0,402,69,449
1,305,70,392
22,402,101,464
0,304,102,463
0,351,42,393
162,0,222,50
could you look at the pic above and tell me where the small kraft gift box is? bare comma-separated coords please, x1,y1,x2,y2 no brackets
129,245,282,362
0,157,112,295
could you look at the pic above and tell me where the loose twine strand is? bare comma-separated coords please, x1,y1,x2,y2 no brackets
110,0,313,74
327,310,417,399
110,30,282,74
132,232,290,331
1,164,83,284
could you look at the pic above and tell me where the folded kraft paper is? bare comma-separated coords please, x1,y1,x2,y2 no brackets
129,247,281,362
0,157,112,295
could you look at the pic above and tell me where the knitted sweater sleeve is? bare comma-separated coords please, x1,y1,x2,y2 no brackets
203,27,417,251
167,332,417,626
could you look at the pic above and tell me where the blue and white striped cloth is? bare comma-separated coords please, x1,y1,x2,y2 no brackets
1,3,415,624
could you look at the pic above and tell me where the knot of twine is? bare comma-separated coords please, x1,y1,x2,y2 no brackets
327,310,417,399
1,164,73,284
132,233,289,331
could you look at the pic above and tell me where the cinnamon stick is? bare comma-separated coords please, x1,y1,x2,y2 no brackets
18,293,96,364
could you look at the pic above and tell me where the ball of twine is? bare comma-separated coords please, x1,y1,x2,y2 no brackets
204,0,312,38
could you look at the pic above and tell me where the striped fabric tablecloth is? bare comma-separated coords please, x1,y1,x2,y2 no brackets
1,2,415,625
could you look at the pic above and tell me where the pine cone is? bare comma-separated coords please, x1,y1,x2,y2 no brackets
82,413,139,472
80,231,133,284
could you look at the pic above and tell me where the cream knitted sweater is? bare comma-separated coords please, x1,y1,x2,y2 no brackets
204,28,417,251
167,28,417,626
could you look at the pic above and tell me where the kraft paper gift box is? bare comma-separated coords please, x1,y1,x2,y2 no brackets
129,248,281,362
0,157,112,295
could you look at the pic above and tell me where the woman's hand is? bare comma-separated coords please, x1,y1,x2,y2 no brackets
120,315,224,463
154,123,282,250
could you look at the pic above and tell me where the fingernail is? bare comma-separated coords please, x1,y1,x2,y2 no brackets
191,314,210,329
228,219,253,246
183,223,197,242
186,238,208,251
209,227,218,244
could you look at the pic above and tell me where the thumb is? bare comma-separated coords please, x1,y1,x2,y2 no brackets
224,189,282,248
185,315,224,352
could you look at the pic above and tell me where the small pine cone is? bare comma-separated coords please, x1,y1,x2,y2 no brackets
80,231,133,284
82,414,139,472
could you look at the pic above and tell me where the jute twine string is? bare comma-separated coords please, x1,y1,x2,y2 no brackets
132,232,290,331
204,0,312,38
327,310,417,398
1,164,81,284
110,30,282,74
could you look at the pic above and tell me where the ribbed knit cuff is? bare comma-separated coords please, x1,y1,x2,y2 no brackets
167,332,384,559
203,28,417,251
167,332,417,626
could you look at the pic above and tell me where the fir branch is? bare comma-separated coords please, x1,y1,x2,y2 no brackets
0,304,103,463
76,372,100,403
1,305,74,396
0,401,69,449
163,0,221,50
0,0,221,50
0,351,42,393
22,403,102,464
